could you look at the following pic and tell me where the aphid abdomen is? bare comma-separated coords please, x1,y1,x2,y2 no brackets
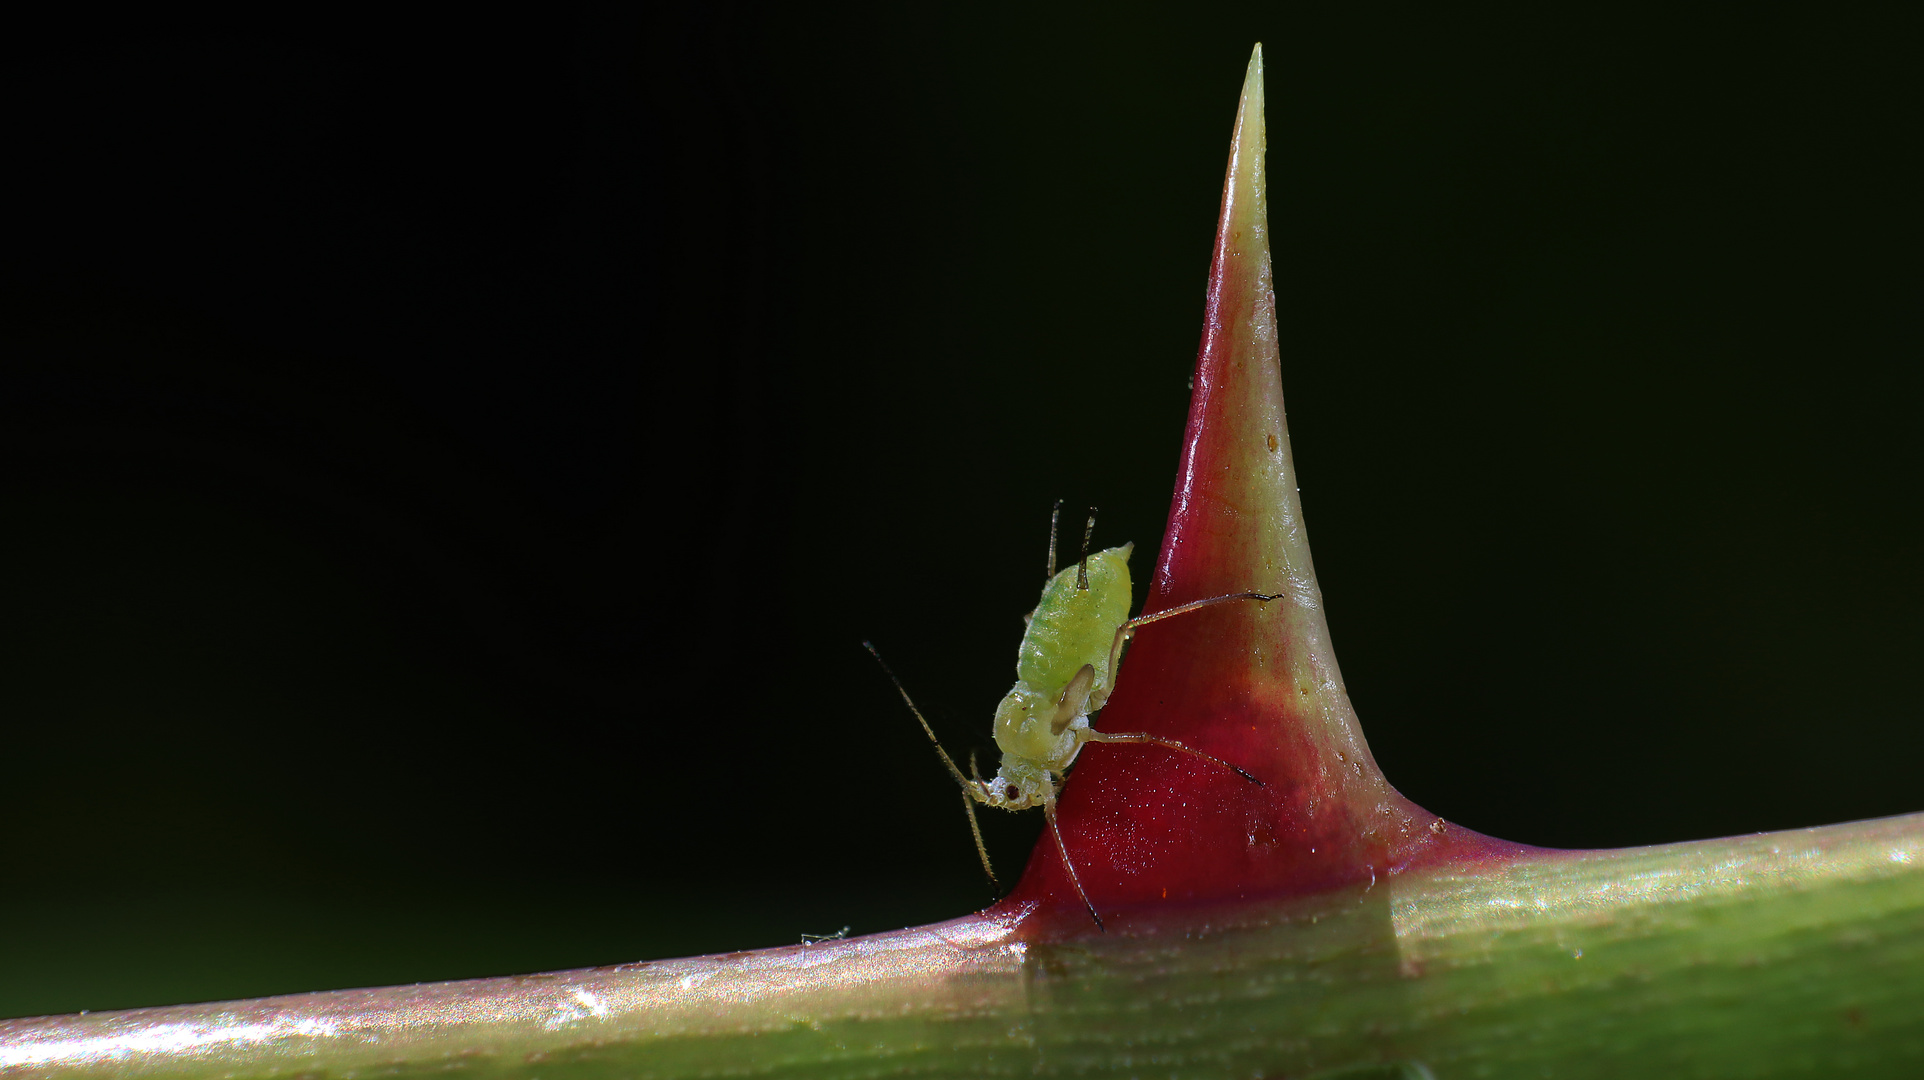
1016,545,1133,698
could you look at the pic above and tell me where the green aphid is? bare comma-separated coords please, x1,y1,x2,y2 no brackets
867,502,1279,929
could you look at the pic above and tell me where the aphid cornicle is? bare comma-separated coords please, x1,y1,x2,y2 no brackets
866,501,1281,929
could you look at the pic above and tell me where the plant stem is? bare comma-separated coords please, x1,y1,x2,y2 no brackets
9,811,1922,1078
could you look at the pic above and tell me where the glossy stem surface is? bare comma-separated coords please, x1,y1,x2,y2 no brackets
8,813,1924,1078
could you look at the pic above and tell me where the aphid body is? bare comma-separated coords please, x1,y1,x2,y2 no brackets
868,504,1277,929
982,540,1135,812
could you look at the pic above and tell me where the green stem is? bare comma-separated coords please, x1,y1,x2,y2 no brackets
10,812,1923,1078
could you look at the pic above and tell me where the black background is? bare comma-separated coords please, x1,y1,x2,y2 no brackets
4,6,1920,1017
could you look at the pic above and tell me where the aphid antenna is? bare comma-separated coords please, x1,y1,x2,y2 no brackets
1045,498,1063,583
862,641,1001,890
1077,507,1098,591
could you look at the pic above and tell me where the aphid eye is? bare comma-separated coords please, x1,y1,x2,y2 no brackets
1006,785,1020,800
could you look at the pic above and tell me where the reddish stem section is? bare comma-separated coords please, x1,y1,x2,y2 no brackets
995,46,1532,936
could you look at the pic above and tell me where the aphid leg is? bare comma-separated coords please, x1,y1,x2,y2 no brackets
1043,794,1104,931
1045,498,1063,583
864,641,1001,888
1126,590,1286,631
1076,508,1098,590
1084,730,1266,786
1088,591,1288,712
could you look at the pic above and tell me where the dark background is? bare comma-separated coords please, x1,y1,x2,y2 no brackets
4,6,1920,1017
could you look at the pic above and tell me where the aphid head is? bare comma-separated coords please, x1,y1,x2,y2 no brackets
981,760,1050,810
976,778,1035,810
